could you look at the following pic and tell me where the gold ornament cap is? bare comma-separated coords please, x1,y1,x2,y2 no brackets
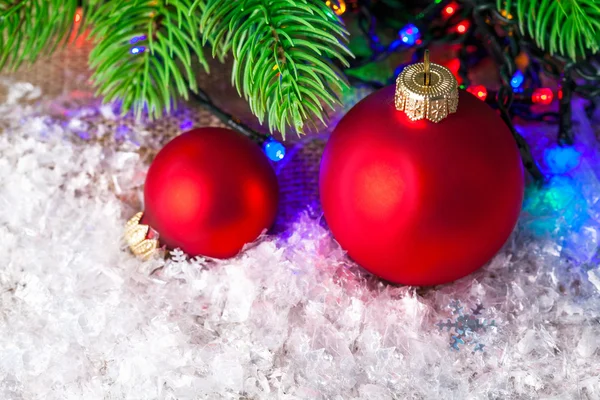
395,50,459,122
124,212,159,260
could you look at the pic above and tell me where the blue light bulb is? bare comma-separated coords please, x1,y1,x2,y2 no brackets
399,24,420,46
510,70,524,89
130,46,146,55
263,139,285,161
129,35,147,44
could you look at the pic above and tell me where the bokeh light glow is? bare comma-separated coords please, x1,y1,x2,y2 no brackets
399,24,420,46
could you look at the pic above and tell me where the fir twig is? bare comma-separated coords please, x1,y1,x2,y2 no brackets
200,0,353,137
499,0,600,61
1,0,352,135
86,0,208,120
0,0,79,71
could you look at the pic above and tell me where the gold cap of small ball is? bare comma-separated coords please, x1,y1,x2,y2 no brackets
395,50,459,123
124,212,159,260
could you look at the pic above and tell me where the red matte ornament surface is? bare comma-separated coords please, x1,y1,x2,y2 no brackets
319,87,525,286
143,127,279,258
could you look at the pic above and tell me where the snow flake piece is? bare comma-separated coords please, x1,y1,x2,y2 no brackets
471,304,484,315
170,248,187,263
437,301,495,352
450,335,465,351
449,300,463,315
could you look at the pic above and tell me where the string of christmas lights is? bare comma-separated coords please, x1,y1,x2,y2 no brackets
326,0,600,182
466,85,556,106
79,1,600,172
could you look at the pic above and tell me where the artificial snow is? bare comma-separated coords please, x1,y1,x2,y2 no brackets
1,78,600,399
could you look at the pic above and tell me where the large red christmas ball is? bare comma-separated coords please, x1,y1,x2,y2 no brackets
320,87,524,286
143,127,278,258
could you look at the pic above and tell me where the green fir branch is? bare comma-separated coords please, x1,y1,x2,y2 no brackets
0,0,79,71
87,0,208,120
498,0,600,61
200,0,353,137
1,0,352,135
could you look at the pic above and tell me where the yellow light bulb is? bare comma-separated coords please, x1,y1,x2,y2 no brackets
326,0,346,15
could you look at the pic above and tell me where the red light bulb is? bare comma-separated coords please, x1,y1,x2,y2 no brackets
74,7,82,23
444,2,458,16
532,88,553,105
456,20,470,34
467,85,488,101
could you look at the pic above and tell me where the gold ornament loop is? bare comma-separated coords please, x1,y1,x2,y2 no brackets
424,50,431,86
124,212,159,260
394,50,458,123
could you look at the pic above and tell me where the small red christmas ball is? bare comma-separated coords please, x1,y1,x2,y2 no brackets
320,87,524,286
143,127,278,258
